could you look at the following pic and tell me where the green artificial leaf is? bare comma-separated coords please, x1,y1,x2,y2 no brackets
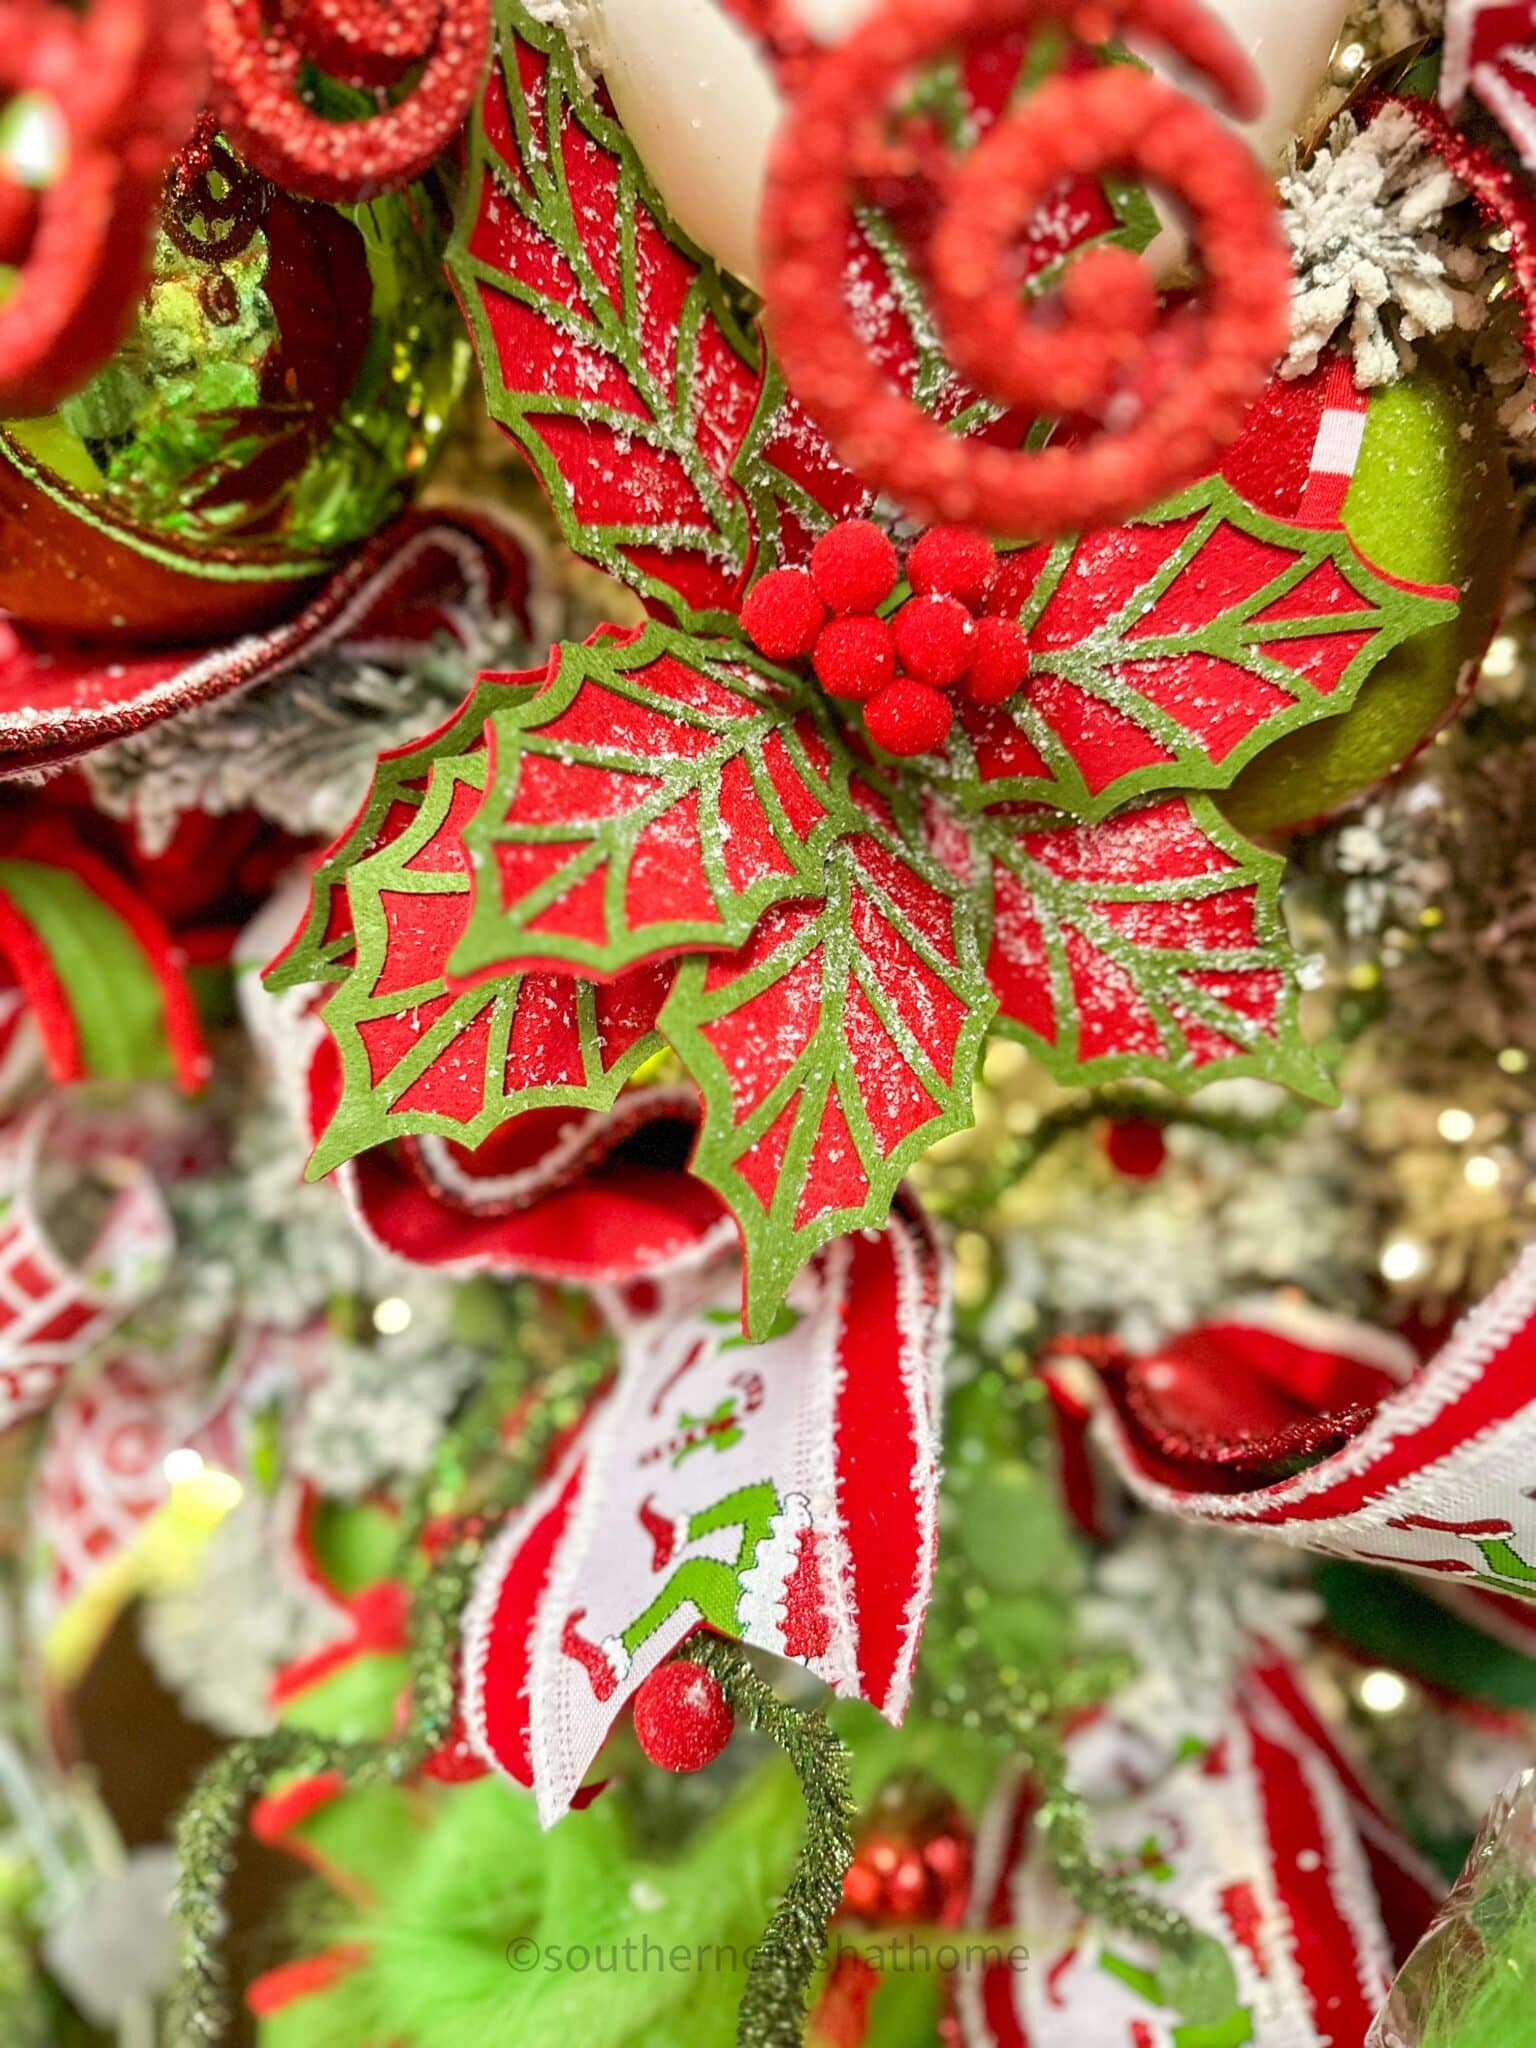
449,622,863,985
943,474,1460,822
967,793,1334,1100
661,780,995,1334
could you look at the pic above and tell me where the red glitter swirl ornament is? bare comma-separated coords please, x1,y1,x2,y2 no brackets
204,0,492,204
759,0,1293,539
0,0,205,417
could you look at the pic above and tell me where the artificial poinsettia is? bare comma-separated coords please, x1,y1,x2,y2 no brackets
270,615,1333,1331
265,3,1472,1336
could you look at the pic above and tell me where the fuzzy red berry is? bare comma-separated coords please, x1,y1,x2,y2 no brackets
893,594,975,689
967,616,1032,706
813,613,896,701
865,676,954,757
741,568,826,660
810,519,899,615
1101,1116,1168,1181
907,526,997,608
632,1659,735,1774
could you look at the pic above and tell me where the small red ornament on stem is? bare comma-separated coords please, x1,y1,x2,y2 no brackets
1101,1114,1169,1180
759,0,1291,539
632,1656,736,1774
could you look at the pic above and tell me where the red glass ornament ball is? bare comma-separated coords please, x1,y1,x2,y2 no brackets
908,525,997,609
814,612,896,700
893,593,976,689
632,1659,736,1774
741,567,827,661
810,518,899,615
865,676,954,756
967,616,1032,707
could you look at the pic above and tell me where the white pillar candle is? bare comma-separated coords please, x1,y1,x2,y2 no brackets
573,0,1351,287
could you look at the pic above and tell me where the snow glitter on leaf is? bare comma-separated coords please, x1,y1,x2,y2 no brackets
448,1,766,630
448,1,1156,632
449,622,862,985
944,474,1457,823
304,738,668,1179
660,779,994,1334
969,794,1335,1100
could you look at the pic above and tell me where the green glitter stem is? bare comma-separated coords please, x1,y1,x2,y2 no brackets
1015,1721,1196,1957
924,1652,1193,1960
168,1333,612,2047
686,1639,854,2048
932,1087,1317,1230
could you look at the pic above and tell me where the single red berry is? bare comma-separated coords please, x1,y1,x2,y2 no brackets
813,613,896,701
907,526,997,608
893,594,975,689
865,676,954,756
741,568,826,661
1101,1117,1168,1181
967,616,1032,706
632,1659,735,1774
421,1716,492,1784
810,518,899,615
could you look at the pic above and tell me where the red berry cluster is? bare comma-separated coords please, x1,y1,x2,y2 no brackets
739,519,1030,758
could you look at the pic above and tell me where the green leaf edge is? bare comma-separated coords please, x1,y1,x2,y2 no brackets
307,738,667,1179
264,670,545,995
447,0,762,639
970,794,1338,1105
448,620,867,984
659,787,997,1335
936,472,1460,825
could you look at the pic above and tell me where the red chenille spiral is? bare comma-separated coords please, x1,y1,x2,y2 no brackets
0,0,205,416
758,0,1292,539
204,0,491,203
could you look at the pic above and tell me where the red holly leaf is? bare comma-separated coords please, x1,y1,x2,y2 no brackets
661,779,993,1334
945,475,1457,822
449,7,767,629
449,623,860,985
305,738,668,1177
967,794,1332,1096
266,663,547,994
449,4,1155,627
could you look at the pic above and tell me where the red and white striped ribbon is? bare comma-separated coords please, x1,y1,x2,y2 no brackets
1297,356,1372,527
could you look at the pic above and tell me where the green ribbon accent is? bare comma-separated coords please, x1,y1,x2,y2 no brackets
0,858,172,1081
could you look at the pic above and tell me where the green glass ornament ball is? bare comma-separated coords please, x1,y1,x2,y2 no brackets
1220,350,1518,836
0,146,466,646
